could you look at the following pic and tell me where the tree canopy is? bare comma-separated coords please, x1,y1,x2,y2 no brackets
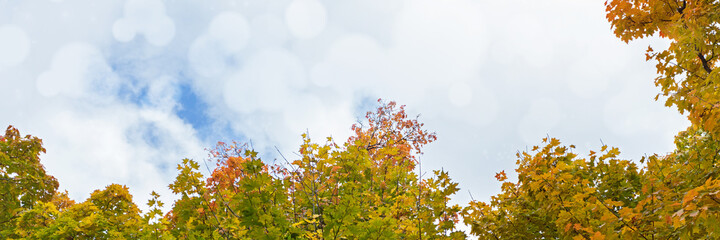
0,101,466,239
460,0,720,239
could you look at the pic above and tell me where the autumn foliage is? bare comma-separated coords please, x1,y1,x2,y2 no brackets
0,101,465,239
3,0,720,238
162,100,465,239
460,0,720,239
606,0,720,135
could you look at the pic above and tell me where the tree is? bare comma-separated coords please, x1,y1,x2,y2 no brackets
605,1,720,238
0,126,165,239
462,138,644,239
0,126,58,237
14,184,146,239
462,132,720,239
606,0,720,136
165,100,466,239
0,100,464,239
461,1,720,239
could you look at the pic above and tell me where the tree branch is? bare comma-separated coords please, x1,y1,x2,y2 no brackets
698,52,713,73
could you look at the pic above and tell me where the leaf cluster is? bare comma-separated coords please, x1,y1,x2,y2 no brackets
460,1,720,239
0,100,465,239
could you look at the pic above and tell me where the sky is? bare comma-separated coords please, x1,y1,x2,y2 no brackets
0,0,689,214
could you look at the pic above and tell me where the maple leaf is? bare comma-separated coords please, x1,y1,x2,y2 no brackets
495,171,508,182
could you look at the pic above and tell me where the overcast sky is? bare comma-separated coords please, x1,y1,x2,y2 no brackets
1,0,688,212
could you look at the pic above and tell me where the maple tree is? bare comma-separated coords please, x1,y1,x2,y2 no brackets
11,184,146,239
602,3,720,236
1,127,178,239
606,0,720,136
460,1,720,239
1,100,466,239
165,100,466,239
0,126,58,236
462,138,647,239
602,1,720,238
462,131,720,239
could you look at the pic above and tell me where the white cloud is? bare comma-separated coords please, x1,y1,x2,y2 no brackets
188,11,251,78
113,0,175,46
36,43,116,98
38,105,205,211
224,47,307,113
208,12,251,52
448,82,473,107
30,43,205,209
391,0,486,83
282,94,355,142
604,76,686,140
285,0,327,39
518,98,564,144
309,0,489,105
0,25,30,68
248,14,290,48
146,75,181,111
188,35,231,78
310,34,388,88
